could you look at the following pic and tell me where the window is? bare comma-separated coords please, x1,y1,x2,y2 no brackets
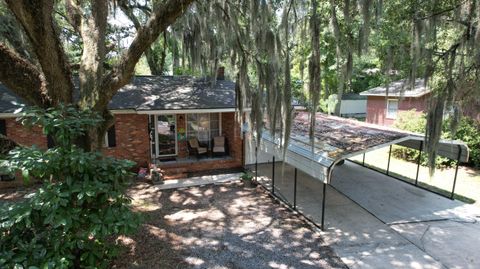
187,113,221,146
47,135,55,148
104,125,116,148
0,119,6,136
386,99,399,119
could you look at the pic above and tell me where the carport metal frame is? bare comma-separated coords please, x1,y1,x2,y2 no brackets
352,143,464,200
255,130,469,231
254,148,327,231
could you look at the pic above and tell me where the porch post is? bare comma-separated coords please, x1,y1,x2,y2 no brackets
450,145,462,200
415,141,423,185
272,156,275,194
386,145,392,175
293,168,297,209
321,182,326,231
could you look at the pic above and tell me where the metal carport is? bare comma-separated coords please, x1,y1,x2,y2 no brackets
255,112,469,230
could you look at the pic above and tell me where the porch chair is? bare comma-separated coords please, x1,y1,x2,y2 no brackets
212,136,228,157
188,138,208,159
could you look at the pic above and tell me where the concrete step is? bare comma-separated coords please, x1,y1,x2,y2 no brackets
161,167,188,175
164,173,188,180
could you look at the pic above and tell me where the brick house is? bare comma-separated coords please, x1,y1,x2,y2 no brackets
360,79,431,126
0,75,244,178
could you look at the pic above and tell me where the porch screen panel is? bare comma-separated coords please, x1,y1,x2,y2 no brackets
187,113,220,146
210,113,219,138
157,115,176,155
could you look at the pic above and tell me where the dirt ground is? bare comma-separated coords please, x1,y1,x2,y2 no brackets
112,182,347,269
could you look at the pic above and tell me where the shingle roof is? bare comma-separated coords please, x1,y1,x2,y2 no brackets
0,76,236,113
0,86,23,113
341,93,367,100
360,79,430,97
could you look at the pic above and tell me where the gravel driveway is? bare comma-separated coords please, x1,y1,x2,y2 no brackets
113,182,347,269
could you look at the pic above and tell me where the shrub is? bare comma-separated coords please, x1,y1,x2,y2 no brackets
392,110,451,168
444,117,480,168
392,110,480,168
0,105,140,268
240,171,254,181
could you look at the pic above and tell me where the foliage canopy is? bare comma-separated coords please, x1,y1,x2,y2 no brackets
0,105,140,268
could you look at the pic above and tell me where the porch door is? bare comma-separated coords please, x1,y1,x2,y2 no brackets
155,115,177,157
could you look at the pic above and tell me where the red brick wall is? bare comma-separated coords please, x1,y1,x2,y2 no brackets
221,112,243,164
3,111,243,175
366,94,430,126
102,114,150,167
4,118,47,149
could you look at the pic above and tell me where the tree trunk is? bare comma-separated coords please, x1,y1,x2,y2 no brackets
0,44,50,108
1,0,195,151
172,37,180,74
78,0,108,111
309,0,322,140
5,0,73,105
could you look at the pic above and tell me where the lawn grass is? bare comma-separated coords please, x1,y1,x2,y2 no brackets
350,160,476,204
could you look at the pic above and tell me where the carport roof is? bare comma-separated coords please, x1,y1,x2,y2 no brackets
260,112,469,184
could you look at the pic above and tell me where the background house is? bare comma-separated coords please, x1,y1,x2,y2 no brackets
360,79,430,126
0,75,244,179
339,93,367,119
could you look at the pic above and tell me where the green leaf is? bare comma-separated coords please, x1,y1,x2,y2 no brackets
21,170,30,184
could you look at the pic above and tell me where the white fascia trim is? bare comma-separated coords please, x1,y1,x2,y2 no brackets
0,110,137,117
360,91,431,98
137,108,237,114
0,113,18,118
110,109,138,114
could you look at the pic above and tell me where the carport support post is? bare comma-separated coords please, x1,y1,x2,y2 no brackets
272,156,275,194
415,141,423,185
386,145,392,175
450,145,462,200
293,168,297,209
255,146,258,182
321,183,326,231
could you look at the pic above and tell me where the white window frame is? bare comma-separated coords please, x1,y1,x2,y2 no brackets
104,126,115,148
386,99,399,119
104,133,109,148
186,113,222,146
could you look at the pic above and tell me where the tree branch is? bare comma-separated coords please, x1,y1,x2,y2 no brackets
0,44,50,108
64,0,82,33
101,0,195,109
5,0,73,105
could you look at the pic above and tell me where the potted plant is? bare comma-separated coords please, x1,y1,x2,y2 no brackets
240,171,256,188
149,164,164,185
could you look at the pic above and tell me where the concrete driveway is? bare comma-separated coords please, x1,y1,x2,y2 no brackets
255,161,480,269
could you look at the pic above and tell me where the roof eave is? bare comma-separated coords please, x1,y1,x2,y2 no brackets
361,91,431,98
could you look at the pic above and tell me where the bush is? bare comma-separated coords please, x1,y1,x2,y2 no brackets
392,110,480,168
444,117,480,168
0,105,140,268
392,110,451,168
